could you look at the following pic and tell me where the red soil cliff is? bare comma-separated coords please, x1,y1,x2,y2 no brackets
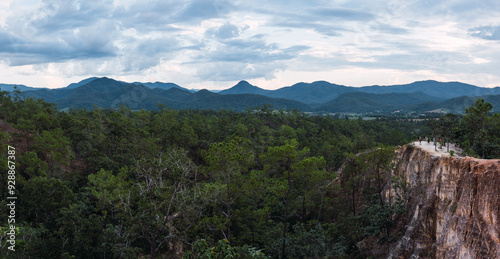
386,144,500,258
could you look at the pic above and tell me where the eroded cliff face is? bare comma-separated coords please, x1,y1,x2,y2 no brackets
387,144,500,258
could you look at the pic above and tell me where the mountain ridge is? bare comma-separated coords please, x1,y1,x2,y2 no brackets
11,77,500,113
220,80,500,104
316,92,446,113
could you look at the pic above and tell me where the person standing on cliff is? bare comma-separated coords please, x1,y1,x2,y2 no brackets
419,136,422,145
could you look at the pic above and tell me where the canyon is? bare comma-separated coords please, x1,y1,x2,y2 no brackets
385,144,500,258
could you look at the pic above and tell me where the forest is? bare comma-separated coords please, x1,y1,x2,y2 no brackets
0,88,498,258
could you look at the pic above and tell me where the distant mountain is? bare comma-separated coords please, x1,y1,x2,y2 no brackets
153,87,192,101
316,92,445,113
13,77,500,113
133,81,190,92
219,80,357,104
360,80,500,99
24,78,179,110
65,77,190,92
65,77,98,89
410,94,500,114
0,83,40,92
23,77,311,111
268,81,355,104
220,80,500,105
219,81,271,95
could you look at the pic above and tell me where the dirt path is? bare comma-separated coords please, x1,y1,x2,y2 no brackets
412,140,463,157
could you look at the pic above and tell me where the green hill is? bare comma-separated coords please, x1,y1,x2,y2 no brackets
316,92,444,113
410,95,500,114
181,93,311,111
361,80,500,98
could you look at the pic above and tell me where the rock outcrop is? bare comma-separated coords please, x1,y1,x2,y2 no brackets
387,144,500,258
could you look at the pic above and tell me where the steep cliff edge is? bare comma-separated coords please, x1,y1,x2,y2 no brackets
387,144,500,258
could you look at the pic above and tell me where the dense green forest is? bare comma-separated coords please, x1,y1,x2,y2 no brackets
429,98,500,159
0,89,498,258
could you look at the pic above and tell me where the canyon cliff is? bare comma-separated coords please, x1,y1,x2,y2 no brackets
385,144,500,258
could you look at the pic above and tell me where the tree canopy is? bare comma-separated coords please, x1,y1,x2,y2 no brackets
2,90,497,258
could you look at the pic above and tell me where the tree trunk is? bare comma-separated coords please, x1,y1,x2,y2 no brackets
150,243,156,259
226,176,232,244
281,171,291,259
302,194,306,223
101,208,106,259
317,191,323,222
352,183,356,216
376,164,383,206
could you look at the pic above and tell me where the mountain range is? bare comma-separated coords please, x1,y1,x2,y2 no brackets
0,83,39,92
3,77,500,114
20,78,309,111
220,80,500,104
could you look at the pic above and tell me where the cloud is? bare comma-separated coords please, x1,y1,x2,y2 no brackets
196,36,309,64
312,7,375,21
191,35,309,81
205,22,244,39
469,25,500,40
372,23,409,35
265,6,375,37
271,20,344,37
174,0,235,22
0,0,119,66
6,0,114,38
115,0,235,28
194,61,284,81
0,20,118,66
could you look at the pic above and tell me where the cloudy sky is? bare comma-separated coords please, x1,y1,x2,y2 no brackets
1,0,500,90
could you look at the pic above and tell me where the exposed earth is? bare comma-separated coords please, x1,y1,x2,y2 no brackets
412,140,463,157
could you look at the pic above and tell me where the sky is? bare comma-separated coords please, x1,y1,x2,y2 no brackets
1,0,500,90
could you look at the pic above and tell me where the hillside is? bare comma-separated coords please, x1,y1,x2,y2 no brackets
153,87,193,101
133,81,189,91
65,77,98,89
409,94,500,114
268,81,355,104
316,92,445,113
180,93,311,111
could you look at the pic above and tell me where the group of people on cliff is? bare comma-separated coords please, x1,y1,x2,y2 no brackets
418,136,442,145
